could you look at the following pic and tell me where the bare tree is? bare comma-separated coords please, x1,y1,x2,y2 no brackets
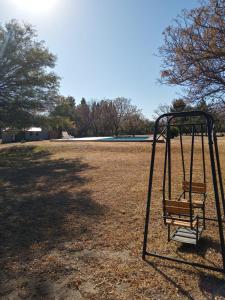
159,0,225,109
171,99,186,112
122,113,145,136
153,103,171,120
108,97,139,136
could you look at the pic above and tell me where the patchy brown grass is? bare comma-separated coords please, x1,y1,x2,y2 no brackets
0,138,225,299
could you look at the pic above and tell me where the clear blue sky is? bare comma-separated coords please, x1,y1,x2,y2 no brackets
1,0,200,118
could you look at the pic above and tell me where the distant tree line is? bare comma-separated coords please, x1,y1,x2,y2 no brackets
41,96,153,137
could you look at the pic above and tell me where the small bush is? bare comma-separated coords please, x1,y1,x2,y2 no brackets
169,126,179,138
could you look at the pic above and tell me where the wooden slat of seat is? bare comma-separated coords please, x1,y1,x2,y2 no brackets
183,186,206,193
165,200,190,208
165,200,193,215
179,198,204,208
165,206,193,215
183,181,206,188
165,218,197,228
183,181,206,193
192,200,204,208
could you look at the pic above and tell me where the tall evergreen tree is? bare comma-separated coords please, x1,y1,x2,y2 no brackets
0,20,60,129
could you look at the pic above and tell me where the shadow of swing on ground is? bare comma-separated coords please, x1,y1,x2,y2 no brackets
145,259,225,300
198,272,225,299
144,214,225,299
145,260,195,300
177,236,222,257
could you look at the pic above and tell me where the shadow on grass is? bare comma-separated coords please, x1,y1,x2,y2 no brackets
177,236,221,258
0,145,87,190
145,260,195,300
0,145,106,297
145,251,225,300
0,190,104,255
198,273,225,299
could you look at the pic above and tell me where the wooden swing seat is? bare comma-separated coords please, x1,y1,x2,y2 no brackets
164,198,201,244
182,181,206,194
165,218,197,228
164,199,197,228
179,181,207,209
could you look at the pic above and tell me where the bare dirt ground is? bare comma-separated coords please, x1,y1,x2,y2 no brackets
0,138,225,299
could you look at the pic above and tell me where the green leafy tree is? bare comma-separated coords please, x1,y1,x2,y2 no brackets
51,96,76,119
0,20,60,129
48,95,76,136
38,114,75,138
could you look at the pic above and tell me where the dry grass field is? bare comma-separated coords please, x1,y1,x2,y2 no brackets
0,138,225,299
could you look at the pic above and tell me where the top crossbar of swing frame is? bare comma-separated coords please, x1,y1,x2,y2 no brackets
143,110,225,274
158,122,207,127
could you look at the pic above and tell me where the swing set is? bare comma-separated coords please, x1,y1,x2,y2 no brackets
143,110,225,273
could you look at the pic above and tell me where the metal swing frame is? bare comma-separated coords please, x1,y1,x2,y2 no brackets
176,122,207,231
142,111,225,273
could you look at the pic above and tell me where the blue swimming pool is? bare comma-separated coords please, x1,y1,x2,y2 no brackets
101,136,150,142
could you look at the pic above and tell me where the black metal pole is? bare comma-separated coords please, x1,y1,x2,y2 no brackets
142,121,159,259
162,126,168,223
201,125,206,185
158,122,206,128
189,126,195,227
214,132,225,219
179,127,186,183
201,124,207,229
207,119,225,271
168,124,172,200
145,251,225,273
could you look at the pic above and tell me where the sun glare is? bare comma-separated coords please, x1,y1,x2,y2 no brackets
10,0,60,14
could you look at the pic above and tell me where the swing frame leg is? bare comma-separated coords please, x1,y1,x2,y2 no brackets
167,225,171,242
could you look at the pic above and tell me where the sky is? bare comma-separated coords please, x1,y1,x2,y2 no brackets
0,0,200,118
